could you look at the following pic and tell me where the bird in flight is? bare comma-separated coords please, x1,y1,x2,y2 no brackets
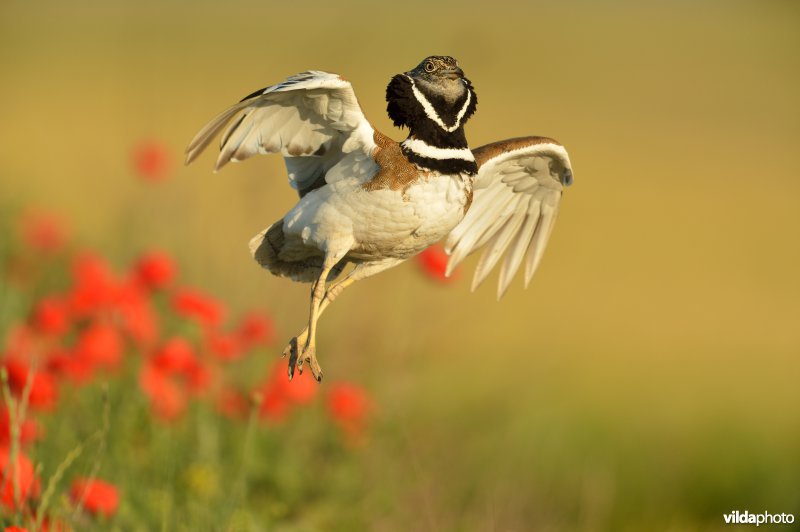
186,56,573,382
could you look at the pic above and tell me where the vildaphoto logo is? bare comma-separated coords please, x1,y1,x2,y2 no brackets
724,511,795,526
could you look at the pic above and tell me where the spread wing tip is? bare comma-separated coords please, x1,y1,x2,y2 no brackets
184,146,201,166
184,101,251,168
184,71,373,180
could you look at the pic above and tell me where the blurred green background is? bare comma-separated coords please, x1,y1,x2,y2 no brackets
2,0,799,529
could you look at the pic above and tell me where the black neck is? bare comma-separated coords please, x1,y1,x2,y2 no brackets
401,146,477,175
407,125,468,150
386,73,479,175
386,74,477,150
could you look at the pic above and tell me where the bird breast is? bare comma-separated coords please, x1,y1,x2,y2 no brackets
350,172,472,259
284,169,472,262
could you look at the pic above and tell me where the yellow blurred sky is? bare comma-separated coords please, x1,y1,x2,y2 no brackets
1,0,799,427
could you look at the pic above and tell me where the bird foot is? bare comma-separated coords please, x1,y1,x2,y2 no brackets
283,334,323,383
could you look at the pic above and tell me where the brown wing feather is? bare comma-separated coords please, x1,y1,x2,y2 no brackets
472,136,562,167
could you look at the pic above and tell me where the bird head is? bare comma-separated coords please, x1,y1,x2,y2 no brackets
408,56,466,99
386,56,477,139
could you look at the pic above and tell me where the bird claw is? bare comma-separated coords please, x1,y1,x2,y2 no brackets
285,337,300,380
304,346,324,383
283,335,323,383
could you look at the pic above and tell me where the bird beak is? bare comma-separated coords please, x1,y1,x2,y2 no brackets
441,67,464,80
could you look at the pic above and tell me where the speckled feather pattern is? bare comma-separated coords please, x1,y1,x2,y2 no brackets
283,144,471,262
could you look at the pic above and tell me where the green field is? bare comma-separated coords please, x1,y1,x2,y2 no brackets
1,0,799,529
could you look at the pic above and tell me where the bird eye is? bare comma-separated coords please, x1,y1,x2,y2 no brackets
424,61,436,73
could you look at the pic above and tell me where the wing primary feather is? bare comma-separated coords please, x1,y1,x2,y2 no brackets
445,184,506,252
446,200,513,277
219,111,248,149
496,200,541,299
232,119,265,162
185,71,376,199
185,101,250,165
470,208,526,292
444,186,510,276
215,119,254,171
445,138,572,294
523,204,558,288
239,86,267,102
472,194,521,251
513,181,540,194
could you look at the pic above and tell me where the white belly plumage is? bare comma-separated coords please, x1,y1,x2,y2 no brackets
283,172,470,261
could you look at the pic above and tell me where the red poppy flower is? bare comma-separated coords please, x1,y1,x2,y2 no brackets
74,322,123,371
236,311,275,348
183,358,213,395
2,359,58,411
139,363,187,421
0,407,40,448
1,326,36,361
46,348,94,384
140,338,212,420
255,364,289,421
68,252,119,316
0,447,39,510
133,251,176,290
5,526,29,532
152,338,195,374
29,296,70,337
115,281,159,346
215,388,249,419
19,210,69,254
277,367,317,405
205,331,243,361
327,383,371,441
132,140,172,182
70,477,120,517
258,385,290,421
253,361,317,421
171,288,225,328
416,245,457,283
37,517,70,532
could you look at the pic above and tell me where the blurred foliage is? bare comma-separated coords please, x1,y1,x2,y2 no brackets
1,0,799,529
0,210,374,530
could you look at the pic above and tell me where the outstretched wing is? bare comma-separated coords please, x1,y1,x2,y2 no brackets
185,71,376,196
445,137,573,299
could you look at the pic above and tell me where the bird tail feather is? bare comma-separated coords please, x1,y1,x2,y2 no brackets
249,221,345,283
